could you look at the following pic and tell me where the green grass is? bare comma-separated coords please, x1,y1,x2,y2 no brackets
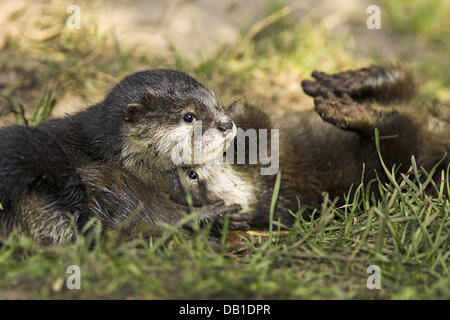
1,89,57,126
0,156,448,299
380,0,450,102
0,0,449,299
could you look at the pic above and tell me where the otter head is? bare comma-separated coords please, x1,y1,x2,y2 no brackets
170,163,257,213
109,69,236,176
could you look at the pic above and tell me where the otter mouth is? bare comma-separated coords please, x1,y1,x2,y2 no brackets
194,124,236,164
206,122,237,159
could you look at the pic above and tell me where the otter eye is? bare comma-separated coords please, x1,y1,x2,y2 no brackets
183,113,196,123
188,170,198,181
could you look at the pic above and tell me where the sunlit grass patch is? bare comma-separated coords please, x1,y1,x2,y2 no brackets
0,151,448,299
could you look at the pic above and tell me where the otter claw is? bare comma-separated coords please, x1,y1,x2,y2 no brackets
198,202,242,226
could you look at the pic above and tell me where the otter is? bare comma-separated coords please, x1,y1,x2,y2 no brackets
44,65,448,234
0,69,238,245
78,164,241,239
179,65,450,229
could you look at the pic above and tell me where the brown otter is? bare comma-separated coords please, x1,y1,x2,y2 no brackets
0,69,238,245
181,65,450,229
78,164,241,239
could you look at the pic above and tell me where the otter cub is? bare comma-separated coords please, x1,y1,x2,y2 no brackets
185,65,450,229
78,165,241,239
0,69,237,245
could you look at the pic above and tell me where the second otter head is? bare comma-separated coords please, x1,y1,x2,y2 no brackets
169,162,257,214
108,69,236,173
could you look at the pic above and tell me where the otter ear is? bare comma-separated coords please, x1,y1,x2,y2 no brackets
225,100,243,117
124,103,145,122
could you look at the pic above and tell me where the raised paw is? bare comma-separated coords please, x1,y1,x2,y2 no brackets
314,93,378,133
302,67,376,98
302,65,412,103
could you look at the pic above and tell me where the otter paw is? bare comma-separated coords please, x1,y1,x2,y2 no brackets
225,212,251,231
314,93,377,132
210,207,251,235
302,66,385,100
198,201,242,227
301,77,334,98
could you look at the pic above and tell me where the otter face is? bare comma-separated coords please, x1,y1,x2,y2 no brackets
172,163,257,213
149,95,237,166
115,70,236,175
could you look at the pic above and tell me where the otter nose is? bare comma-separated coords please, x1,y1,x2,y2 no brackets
218,120,233,133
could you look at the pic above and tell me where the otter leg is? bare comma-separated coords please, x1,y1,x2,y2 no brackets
302,65,416,104
313,92,433,176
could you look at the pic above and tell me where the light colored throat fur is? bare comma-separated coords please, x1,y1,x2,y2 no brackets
196,163,257,213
